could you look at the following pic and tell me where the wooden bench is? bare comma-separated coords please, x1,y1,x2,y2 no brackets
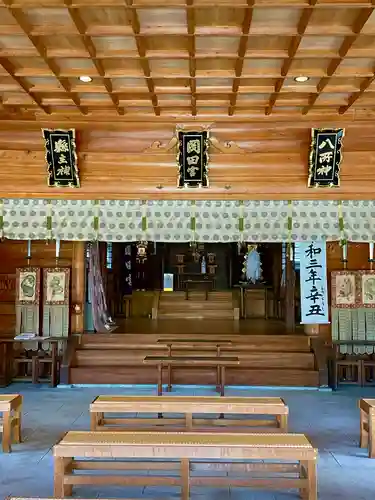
90,395,289,433
53,430,317,500
143,355,239,396
0,394,22,452
359,398,375,458
7,497,161,500
156,338,232,389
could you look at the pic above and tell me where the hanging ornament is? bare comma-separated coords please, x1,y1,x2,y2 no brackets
136,241,148,263
243,244,262,284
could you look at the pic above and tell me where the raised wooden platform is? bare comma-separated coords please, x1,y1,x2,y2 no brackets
157,291,237,320
68,321,322,387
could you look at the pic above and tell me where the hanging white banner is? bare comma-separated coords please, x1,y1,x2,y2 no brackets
299,241,329,324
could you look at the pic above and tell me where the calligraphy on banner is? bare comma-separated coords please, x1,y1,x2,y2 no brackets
123,244,132,295
299,241,329,324
42,129,80,188
177,130,209,188
308,128,344,188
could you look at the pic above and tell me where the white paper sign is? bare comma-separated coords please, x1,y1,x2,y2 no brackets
299,241,329,324
163,273,174,292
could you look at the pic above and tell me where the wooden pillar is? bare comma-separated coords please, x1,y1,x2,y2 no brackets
285,250,295,333
272,243,282,319
71,241,85,334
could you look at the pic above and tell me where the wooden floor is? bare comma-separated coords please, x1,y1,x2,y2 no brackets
114,318,296,335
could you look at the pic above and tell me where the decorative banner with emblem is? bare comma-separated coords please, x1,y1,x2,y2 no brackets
15,266,41,335
177,130,209,188
299,241,329,324
42,267,70,339
308,128,344,188
42,129,80,188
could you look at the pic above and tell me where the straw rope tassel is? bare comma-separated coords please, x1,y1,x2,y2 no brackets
0,199,4,240
338,200,346,246
93,200,99,240
46,200,53,241
141,200,147,235
287,200,293,260
190,200,196,243
239,200,244,243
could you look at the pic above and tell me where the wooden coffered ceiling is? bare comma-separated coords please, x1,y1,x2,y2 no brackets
2,1,375,121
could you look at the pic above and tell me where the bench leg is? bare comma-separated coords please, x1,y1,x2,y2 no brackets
167,364,172,392
181,458,190,500
278,414,288,433
157,364,163,419
54,457,73,497
220,366,225,397
369,409,375,458
32,356,39,384
359,361,364,387
216,346,221,389
157,364,163,396
333,361,338,390
360,409,368,449
51,343,58,387
185,412,193,430
90,411,99,431
2,410,11,453
306,459,317,500
13,402,22,443
300,460,317,500
216,365,220,390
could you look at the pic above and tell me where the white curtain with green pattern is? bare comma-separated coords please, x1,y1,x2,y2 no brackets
1,198,375,243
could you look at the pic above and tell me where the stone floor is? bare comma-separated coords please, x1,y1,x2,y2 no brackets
0,383,375,500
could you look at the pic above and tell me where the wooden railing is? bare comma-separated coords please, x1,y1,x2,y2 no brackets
60,334,81,385
232,290,240,321
310,337,330,388
151,291,160,320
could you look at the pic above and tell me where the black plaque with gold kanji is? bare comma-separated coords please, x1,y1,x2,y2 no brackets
177,131,209,188
42,129,80,188
308,128,344,188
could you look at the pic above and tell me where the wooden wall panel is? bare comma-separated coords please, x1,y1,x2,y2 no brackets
0,120,374,199
0,240,74,337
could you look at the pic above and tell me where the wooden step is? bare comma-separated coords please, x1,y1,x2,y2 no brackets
158,302,233,311
74,349,314,369
161,292,232,299
157,311,235,319
80,334,311,352
70,366,319,387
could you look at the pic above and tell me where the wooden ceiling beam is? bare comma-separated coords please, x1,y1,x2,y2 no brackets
3,23,375,39
302,5,375,115
265,0,317,116
0,57,49,114
228,0,254,116
186,0,196,116
64,0,124,116
124,0,160,116
3,2,375,8
339,72,375,113
0,94,17,114
3,1,87,115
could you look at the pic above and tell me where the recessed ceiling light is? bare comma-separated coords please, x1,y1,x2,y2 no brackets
79,75,92,83
294,76,309,83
